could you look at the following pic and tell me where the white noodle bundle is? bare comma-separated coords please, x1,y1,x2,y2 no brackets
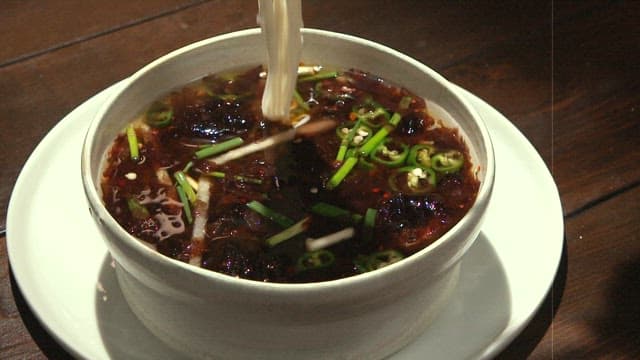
258,0,304,123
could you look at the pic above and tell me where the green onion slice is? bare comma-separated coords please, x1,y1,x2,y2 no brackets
195,137,244,160
126,124,139,161
326,156,358,190
431,150,464,173
298,70,339,83
362,208,377,243
296,249,336,272
247,200,295,228
176,185,193,224
265,217,311,247
174,171,196,203
293,88,310,111
310,202,363,224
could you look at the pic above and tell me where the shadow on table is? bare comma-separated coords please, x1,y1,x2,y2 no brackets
496,237,568,359
10,269,73,359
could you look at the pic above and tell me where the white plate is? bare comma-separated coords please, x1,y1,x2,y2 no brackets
7,81,563,359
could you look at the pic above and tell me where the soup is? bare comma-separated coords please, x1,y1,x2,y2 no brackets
100,65,479,283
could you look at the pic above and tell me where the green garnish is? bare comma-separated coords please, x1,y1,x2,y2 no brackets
293,88,310,111
209,171,263,184
358,112,402,157
246,200,295,228
399,96,413,110
362,208,377,243
126,124,139,161
370,138,409,167
145,101,173,128
176,185,193,224
431,150,464,173
195,137,244,159
388,166,437,194
126,197,149,219
173,171,196,203
310,202,363,224
298,70,339,82
326,156,358,190
335,119,364,162
296,250,336,272
407,144,436,168
366,250,404,270
265,217,311,247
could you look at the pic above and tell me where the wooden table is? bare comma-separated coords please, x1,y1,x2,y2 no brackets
1,1,638,358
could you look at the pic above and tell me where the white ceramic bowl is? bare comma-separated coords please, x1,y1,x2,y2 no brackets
82,28,494,359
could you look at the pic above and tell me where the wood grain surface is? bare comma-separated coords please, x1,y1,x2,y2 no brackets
1,1,638,358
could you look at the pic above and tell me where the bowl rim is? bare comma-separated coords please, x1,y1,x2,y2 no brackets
81,27,495,292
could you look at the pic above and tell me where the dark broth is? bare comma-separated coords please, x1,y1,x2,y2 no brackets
100,65,479,283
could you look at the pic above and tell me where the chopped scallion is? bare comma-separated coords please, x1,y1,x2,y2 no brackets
174,171,196,203
176,185,193,224
195,137,244,159
298,70,338,83
326,156,358,190
310,202,362,224
265,217,311,247
126,124,139,161
247,200,295,228
363,208,377,243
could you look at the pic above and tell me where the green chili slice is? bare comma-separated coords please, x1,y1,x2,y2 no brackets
127,197,149,220
247,200,295,228
195,137,244,159
366,250,404,270
388,166,437,194
296,249,336,272
336,120,369,161
145,101,173,128
431,150,464,173
370,138,409,167
407,143,436,168
359,107,389,129
358,112,402,157
126,124,139,161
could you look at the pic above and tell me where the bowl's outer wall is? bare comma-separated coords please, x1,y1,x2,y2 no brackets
82,28,494,359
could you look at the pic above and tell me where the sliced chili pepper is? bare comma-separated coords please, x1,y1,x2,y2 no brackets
145,101,173,128
366,250,404,270
407,143,436,168
388,166,437,195
371,138,409,167
432,150,464,173
296,250,336,272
